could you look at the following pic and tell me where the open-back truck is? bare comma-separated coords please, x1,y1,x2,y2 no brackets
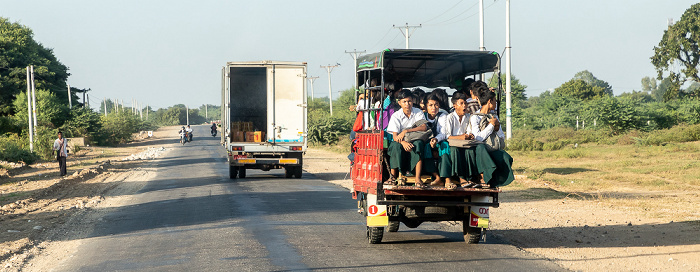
221,61,308,179
351,49,502,244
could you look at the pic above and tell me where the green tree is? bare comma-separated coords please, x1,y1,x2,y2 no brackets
651,3,700,96
553,79,608,100
573,70,613,96
641,76,657,93
488,73,528,107
12,89,69,128
0,17,70,116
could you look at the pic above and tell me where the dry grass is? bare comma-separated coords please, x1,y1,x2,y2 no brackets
510,141,700,191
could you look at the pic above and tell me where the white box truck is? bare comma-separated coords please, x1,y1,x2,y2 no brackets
221,61,307,179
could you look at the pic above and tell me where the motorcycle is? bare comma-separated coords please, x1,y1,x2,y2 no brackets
188,131,193,142
211,128,217,137
180,133,188,145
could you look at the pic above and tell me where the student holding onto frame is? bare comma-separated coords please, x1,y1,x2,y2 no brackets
470,85,515,188
386,89,428,187
422,93,451,187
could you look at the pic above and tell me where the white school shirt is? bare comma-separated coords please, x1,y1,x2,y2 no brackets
355,99,373,130
470,112,505,141
387,107,425,134
443,111,471,137
425,110,448,142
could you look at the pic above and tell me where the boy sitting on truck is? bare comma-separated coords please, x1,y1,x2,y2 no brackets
444,92,481,189
469,85,514,188
421,93,451,187
386,89,428,187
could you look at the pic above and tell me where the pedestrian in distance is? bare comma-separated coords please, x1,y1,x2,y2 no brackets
53,131,68,176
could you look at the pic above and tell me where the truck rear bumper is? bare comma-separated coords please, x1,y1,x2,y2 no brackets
231,158,299,166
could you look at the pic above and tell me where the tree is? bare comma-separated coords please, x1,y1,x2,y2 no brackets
553,79,608,100
641,76,658,93
651,3,700,88
0,17,70,116
573,70,613,96
488,73,528,107
12,89,69,128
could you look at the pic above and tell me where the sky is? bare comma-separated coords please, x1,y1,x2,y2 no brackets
1,0,696,110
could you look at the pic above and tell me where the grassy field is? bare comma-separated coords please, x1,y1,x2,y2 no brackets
511,141,700,191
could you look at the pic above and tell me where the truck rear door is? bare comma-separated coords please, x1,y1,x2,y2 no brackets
268,65,306,144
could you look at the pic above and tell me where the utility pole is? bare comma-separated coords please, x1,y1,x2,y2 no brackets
67,84,72,108
146,104,149,120
505,0,512,140
205,104,208,119
30,66,37,134
86,93,90,108
320,64,340,115
479,0,485,80
306,76,319,99
186,105,189,125
345,49,366,102
82,92,86,108
26,67,34,152
393,23,422,49
104,98,107,116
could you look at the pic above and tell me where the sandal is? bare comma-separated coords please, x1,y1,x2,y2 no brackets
414,181,428,189
461,182,477,188
445,182,458,189
384,177,397,185
396,176,408,186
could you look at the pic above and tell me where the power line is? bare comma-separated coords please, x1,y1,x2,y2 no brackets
423,1,479,26
421,0,468,24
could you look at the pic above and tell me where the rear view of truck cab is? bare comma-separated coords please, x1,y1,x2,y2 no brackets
221,61,308,179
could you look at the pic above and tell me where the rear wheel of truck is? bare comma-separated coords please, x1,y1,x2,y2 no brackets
293,166,302,179
284,167,293,178
229,166,238,179
463,222,482,244
367,227,384,244
387,221,400,232
238,167,246,178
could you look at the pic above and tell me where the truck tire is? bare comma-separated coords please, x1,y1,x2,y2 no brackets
238,167,246,178
284,167,293,178
387,221,400,232
402,219,422,228
293,166,302,179
229,166,238,179
367,227,384,244
463,222,482,244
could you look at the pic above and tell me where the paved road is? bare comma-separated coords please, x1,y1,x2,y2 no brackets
52,125,565,271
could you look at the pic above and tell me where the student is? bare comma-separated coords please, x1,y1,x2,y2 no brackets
466,81,486,114
443,92,479,189
470,86,514,188
386,89,428,187
411,88,426,111
422,93,451,187
431,88,450,112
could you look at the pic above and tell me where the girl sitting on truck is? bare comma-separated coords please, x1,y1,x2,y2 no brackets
469,86,514,188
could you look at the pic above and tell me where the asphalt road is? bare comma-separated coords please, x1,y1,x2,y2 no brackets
52,125,566,271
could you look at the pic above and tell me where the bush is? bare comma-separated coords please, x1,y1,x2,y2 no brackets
637,124,700,146
98,111,141,146
0,133,38,164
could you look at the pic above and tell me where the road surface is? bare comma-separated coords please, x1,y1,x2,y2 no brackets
50,125,565,271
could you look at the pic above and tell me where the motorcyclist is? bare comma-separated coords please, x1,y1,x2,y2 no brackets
211,122,217,136
179,126,188,143
186,125,193,141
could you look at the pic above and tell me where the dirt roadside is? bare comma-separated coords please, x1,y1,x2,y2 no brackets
303,148,700,272
0,127,178,271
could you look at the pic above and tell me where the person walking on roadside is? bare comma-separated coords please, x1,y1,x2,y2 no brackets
53,131,68,176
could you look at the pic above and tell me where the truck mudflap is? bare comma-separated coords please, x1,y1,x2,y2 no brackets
468,195,492,228
366,194,388,227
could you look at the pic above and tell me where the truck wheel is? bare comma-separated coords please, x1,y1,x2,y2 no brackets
229,166,238,179
463,222,482,244
402,219,422,228
387,221,400,232
293,166,302,179
284,167,293,178
367,227,384,244
238,167,246,178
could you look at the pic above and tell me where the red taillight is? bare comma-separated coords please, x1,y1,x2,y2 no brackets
291,146,302,151
231,146,243,151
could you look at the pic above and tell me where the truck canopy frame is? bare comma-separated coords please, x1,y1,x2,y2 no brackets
356,49,500,88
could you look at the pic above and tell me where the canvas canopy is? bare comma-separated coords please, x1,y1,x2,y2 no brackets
356,49,500,88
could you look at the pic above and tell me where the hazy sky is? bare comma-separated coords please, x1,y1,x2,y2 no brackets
1,0,695,110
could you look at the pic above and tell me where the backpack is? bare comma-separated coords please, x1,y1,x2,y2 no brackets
404,119,433,143
473,113,505,151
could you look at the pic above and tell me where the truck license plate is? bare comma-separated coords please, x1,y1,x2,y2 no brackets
233,155,247,160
